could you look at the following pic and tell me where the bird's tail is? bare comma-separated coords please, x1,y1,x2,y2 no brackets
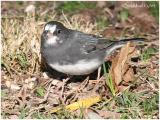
106,38,145,55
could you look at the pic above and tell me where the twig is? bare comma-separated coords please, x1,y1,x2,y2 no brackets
60,77,70,104
26,105,46,119
77,76,89,92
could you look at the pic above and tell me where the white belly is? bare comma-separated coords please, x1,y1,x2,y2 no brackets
49,59,102,75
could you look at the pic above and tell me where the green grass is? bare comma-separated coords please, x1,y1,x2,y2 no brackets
141,94,158,117
113,91,158,119
146,1,159,22
103,62,116,96
116,91,141,108
119,8,129,22
17,52,29,69
141,47,158,61
35,86,45,97
96,16,109,29
98,85,158,119
56,1,96,13
19,108,29,119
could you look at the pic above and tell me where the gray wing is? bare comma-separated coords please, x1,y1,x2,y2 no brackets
75,32,113,54
74,31,145,55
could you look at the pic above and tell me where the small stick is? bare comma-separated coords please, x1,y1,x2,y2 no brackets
60,77,71,103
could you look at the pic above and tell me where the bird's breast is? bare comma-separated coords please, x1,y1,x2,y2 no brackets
49,59,102,75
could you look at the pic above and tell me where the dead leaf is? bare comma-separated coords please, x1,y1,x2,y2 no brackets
109,42,137,91
85,109,103,119
123,67,135,82
96,110,121,119
49,95,102,113
118,85,129,92
110,42,134,85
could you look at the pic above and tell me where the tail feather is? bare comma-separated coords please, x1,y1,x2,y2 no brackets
106,38,145,55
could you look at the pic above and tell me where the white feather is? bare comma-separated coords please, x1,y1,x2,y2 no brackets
44,24,56,33
49,59,102,75
45,36,58,46
106,44,124,55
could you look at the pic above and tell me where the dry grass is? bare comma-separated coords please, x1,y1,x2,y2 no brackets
2,17,40,75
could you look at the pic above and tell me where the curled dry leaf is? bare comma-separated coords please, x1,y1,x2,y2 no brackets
110,42,137,89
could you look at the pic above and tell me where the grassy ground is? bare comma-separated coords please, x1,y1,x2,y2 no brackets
1,1,159,119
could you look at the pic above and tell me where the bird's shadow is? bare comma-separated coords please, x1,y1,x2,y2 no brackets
41,59,111,83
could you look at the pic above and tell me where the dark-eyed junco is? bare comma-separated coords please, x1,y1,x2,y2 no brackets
41,21,144,75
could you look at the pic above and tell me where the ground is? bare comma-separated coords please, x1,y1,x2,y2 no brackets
1,1,159,119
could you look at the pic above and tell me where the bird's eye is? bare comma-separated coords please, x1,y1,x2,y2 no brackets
57,29,61,34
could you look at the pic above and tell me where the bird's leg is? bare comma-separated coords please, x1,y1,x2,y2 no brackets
97,66,102,80
89,66,102,84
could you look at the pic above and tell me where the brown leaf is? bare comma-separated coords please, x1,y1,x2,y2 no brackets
110,42,136,86
118,85,129,92
85,109,103,119
123,67,135,82
96,110,121,119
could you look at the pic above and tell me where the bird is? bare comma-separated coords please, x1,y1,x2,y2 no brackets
41,21,145,76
